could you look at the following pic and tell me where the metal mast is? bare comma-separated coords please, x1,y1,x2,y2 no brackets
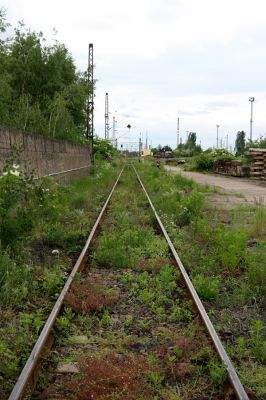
177,118,180,148
216,124,219,148
105,92,109,139
249,97,255,142
112,116,116,143
87,43,94,161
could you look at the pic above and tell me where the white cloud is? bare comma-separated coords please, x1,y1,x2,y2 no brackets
2,0,266,149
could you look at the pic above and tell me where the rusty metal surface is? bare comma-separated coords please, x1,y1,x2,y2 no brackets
132,165,249,400
9,167,124,400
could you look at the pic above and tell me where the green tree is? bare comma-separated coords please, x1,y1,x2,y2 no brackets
235,131,246,155
94,137,117,159
161,145,172,152
0,12,89,144
186,132,197,149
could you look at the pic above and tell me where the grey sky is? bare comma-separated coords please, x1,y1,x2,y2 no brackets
2,0,266,149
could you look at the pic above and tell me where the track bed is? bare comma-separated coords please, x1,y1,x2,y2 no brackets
10,166,248,399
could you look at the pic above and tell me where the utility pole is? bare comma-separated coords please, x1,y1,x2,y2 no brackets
104,93,109,140
226,134,229,150
112,116,116,146
177,118,180,148
249,97,255,142
216,124,219,148
145,131,148,149
87,43,94,162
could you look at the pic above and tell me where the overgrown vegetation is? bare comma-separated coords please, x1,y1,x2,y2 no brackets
0,157,120,398
0,8,88,143
136,161,266,399
36,168,229,400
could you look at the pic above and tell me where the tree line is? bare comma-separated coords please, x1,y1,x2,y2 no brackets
0,9,89,144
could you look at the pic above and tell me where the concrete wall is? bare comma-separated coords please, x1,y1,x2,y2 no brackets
0,126,90,180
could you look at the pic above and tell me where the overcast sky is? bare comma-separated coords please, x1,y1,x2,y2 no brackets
2,0,266,149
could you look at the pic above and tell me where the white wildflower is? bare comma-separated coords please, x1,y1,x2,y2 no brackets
51,249,60,255
10,169,20,176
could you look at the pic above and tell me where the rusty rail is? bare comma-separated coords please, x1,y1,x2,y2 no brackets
9,167,124,400
9,164,248,400
132,164,249,400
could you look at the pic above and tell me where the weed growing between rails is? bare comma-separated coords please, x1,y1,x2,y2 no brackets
35,167,230,400
0,159,121,399
136,161,266,399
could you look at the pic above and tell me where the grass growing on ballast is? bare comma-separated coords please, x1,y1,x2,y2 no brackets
37,166,229,400
135,160,266,399
0,160,121,399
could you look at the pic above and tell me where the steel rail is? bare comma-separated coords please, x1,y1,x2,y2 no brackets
9,167,124,400
33,165,90,180
132,165,249,400
42,165,90,178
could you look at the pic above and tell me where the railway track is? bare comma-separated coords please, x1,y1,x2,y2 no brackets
9,164,249,400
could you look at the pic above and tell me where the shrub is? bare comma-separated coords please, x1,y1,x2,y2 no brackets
194,153,214,171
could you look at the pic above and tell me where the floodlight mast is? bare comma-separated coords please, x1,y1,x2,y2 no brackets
249,97,255,142
105,93,109,139
177,118,180,148
216,124,220,148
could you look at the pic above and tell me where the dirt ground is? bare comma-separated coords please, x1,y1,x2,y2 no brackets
165,166,266,208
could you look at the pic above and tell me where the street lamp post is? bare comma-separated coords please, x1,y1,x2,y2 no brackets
216,124,220,148
249,97,255,142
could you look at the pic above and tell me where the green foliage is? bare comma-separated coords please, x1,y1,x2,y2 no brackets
175,132,202,156
56,307,75,334
170,305,193,322
235,131,246,156
214,225,247,272
94,137,118,160
41,264,66,297
246,136,266,149
249,320,266,364
193,274,220,302
209,360,227,386
251,206,266,238
146,371,164,388
100,310,112,328
0,251,34,307
210,148,235,162
0,169,38,247
0,15,88,143
0,309,45,391
193,153,214,171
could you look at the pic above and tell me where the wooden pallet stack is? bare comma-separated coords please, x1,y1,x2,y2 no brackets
249,148,266,179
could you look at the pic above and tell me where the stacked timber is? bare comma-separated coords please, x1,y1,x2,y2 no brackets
249,148,266,180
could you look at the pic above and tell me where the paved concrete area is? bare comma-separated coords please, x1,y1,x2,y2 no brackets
165,166,266,207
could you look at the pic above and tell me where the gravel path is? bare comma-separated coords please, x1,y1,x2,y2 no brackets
165,166,266,206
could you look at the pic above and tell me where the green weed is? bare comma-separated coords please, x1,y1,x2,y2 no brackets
209,360,227,386
193,274,220,302
42,263,66,297
249,320,266,364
